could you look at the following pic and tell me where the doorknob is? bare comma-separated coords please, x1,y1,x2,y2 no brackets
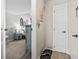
72,34,78,38
62,30,66,33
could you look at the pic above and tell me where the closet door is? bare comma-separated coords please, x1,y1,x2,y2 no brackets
53,3,69,53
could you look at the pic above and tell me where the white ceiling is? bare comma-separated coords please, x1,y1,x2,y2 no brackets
6,0,31,15
45,0,67,5
6,0,67,14
53,0,67,5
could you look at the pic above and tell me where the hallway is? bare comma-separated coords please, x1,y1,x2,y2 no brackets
6,40,30,59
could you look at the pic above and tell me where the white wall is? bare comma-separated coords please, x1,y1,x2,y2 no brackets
31,0,37,59
36,0,46,58
32,0,70,58
68,0,78,59
44,0,53,49
44,0,70,54
53,0,67,5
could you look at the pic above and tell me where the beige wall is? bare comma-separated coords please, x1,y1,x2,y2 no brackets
33,0,53,58
36,0,46,58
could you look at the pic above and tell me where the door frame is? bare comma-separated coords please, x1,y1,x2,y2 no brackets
53,3,70,54
1,0,6,59
1,0,37,59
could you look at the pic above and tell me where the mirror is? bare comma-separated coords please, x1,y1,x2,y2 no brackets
6,0,31,59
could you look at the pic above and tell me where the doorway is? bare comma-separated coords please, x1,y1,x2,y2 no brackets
6,0,32,59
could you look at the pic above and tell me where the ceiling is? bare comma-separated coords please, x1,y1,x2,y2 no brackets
53,0,67,5
6,0,31,15
44,0,67,5
6,0,67,14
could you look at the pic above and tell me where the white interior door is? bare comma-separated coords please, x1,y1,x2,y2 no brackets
69,0,78,59
53,3,69,53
